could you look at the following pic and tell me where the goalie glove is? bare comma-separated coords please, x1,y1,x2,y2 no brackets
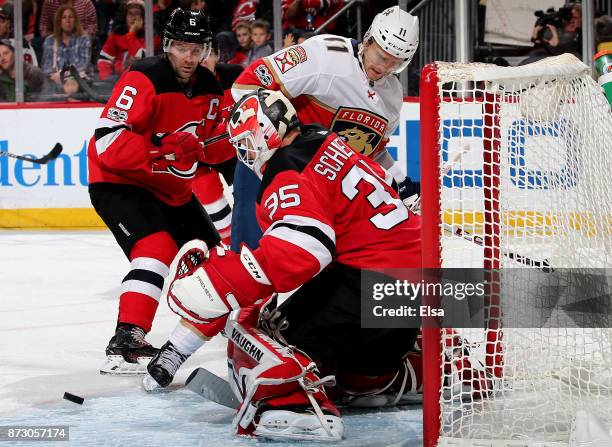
397,176,421,214
166,240,275,325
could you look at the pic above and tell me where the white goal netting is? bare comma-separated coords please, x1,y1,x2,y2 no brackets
426,54,612,446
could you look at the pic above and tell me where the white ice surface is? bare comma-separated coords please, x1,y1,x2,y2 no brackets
0,230,423,446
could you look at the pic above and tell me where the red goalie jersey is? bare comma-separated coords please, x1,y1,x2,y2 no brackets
253,124,421,292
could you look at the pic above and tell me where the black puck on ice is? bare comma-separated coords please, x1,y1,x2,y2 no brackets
63,392,84,405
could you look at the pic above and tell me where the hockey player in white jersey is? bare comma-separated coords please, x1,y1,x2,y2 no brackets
228,5,421,251
232,4,420,197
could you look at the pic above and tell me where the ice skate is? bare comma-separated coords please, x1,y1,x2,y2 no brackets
142,341,189,391
100,323,158,375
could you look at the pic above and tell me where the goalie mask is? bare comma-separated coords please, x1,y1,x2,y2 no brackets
228,89,299,178
360,6,419,76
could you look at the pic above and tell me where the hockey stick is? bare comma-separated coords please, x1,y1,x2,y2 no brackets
440,144,554,272
202,132,230,147
69,65,110,104
151,132,230,149
0,143,63,165
185,367,239,409
442,223,554,272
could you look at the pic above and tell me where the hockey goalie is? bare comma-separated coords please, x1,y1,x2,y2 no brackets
151,89,493,441
149,89,423,441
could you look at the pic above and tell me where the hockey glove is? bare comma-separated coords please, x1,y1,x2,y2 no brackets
166,240,275,325
149,132,202,174
397,176,421,214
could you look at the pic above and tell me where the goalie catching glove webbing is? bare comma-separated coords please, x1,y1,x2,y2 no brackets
165,240,275,324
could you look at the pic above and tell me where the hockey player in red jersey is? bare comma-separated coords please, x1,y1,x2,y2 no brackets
88,8,233,375
143,89,422,441
230,5,422,251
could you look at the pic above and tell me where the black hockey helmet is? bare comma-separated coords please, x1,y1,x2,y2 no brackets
163,8,212,45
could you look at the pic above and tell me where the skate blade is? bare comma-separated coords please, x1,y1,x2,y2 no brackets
99,355,151,375
142,373,169,393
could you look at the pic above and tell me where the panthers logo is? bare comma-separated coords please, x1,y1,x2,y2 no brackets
338,127,377,157
330,107,388,157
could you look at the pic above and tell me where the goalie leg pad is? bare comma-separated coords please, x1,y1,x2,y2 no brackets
225,307,342,441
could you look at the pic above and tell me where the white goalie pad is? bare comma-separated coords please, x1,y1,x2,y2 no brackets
225,312,341,441
255,410,344,442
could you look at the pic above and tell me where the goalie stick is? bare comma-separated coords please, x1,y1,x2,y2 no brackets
0,143,63,165
185,367,239,409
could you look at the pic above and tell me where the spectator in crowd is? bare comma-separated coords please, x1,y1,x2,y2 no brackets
94,0,119,46
230,0,273,30
282,29,314,47
97,0,155,81
205,0,241,34
155,0,173,9
521,3,582,65
217,0,272,63
298,31,314,43
22,0,38,43
596,15,612,52
153,0,174,39
245,18,271,65
0,3,39,65
0,39,45,101
0,1,38,41
282,0,343,33
226,21,250,64
39,0,97,38
42,5,91,92
0,3,12,39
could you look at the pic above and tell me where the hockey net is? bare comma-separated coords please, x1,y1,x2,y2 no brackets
420,54,612,446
